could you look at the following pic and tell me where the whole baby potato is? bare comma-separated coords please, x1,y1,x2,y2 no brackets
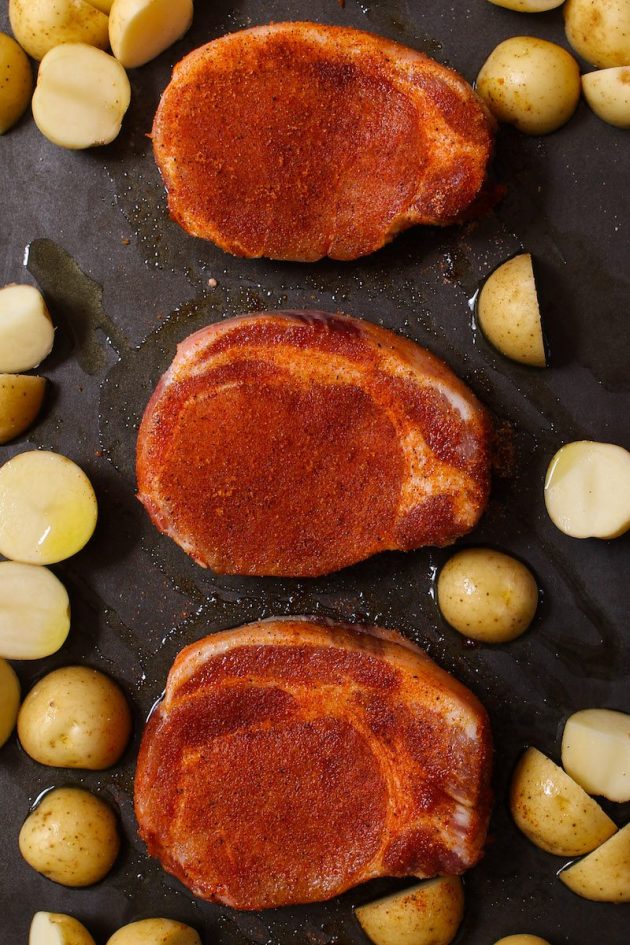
476,37,581,134
18,666,132,769
437,548,539,643
19,786,120,886
106,919,202,945
9,0,109,61
565,0,630,68
0,32,33,134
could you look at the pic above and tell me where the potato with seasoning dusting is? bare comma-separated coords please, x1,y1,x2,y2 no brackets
0,284,54,373
0,658,20,748
19,786,120,886
510,747,617,855
437,548,538,643
9,0,109,61
18,666,132,770
476,37,581,135
355,876,464,945
559,823,630,902
564,0,630,68
106,919,202,945
30,912,96,945
0,374,46,444
562,708,630,802
493,938,551,945
0,32,33,134
0,561,71,660
477,254,546,367
109,0,193,69
583,67,630,128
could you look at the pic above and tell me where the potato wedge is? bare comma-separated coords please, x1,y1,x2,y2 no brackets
109,0,193,69
560,823,630,902
562,708,630,802
0,658,20,747
510,747,617,855
0,284,54,373
0,561,70,660
106,919,201,945
30,912,96,945
493,938,551,945
582,67,630,128
0,32,33,134
0,374,46,444
33,43,131,150
544,441,630,539
9,0,109,62
355,876,464,945
477,254,546,367
488,0,563,9
564,0,630,68
0,450,97,564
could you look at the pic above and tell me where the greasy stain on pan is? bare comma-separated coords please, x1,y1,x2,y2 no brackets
1,1,629,944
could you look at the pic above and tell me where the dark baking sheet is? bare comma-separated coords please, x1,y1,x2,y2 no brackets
1,1,629,943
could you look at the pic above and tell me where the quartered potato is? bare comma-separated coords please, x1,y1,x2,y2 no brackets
582,67,630,128
109,0,193,68
476,37,581,135
477,254,546,367
106,919,202,945
30,912,96,945
0,561,70,660
562,708,630,802
564,0,630,68
544,441,630,539
493,938,551,945
0,284,54,373
0,374,46,444
19,787,120,887
18,666,132,770
0,450,98,564
560,823,630,902
0,32,33,134
510,747,617,855
9,0,109,62
488,0,564,9
0,658,20,747
355,876,464,945
33,43,131,149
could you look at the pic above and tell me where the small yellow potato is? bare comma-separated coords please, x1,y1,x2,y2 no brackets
562,708,630,802
476,37,581,135
582,67,630,128
477,254,546,367
437,548,538,643
0,374,46,444
18,666,132,770
0,450,98,564
106,919,202,945
564,0,630,68
9,0,109,62
493,938,551,945
0,32,33,134
510,747,617,855
30,912,96,945
560,823,630,901
0,284,54,373
355,876,464,945
0,658,20,747
0,561,70,660
33,44,131,150
109,0,193,69
89,0,114,11
19,786,120,887
544,441,630,539
488,0,563,9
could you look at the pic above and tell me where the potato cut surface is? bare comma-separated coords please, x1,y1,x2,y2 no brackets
0,283,54,373
0,560,70,659
109,0,193,68
29,911,97,945
562,708,630,802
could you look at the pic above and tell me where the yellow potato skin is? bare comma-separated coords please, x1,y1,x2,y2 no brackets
478,254,546,367
0,374,45,444
30,911,97,945
9,0,109,61
564,0,630,68
582,67,630,128
106,919,202,945
0,32,33,134
18,666,132,770
560,823,630,902
493,938,551,945
437,548,538,643
19,787,120,886
0,658,20,748
355,876,464,945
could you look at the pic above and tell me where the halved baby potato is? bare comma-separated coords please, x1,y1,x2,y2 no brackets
0,450,98,564
477,254,546,367
562,708,630,802
0,658,20,747
33,43,131,149
544,441,630,539
0,284,54,373
30,912,96,945
487,0,564,9
355,876,464,945
510,747,617,856
582,67,630,128
0,374,46,444
0,561,70,660
109,0,193,68
0,32,33,134
493,938,551,945
564,0,630,68
560,823,630,902
9,0,109,62
106,920,201,945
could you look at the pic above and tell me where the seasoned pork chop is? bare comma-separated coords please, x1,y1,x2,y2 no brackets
152,22,495,261
136,311,491,577
135,618,493,910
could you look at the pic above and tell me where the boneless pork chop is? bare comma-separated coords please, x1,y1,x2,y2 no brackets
135,618,493,910
152,22,495,261
136,312,491,577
